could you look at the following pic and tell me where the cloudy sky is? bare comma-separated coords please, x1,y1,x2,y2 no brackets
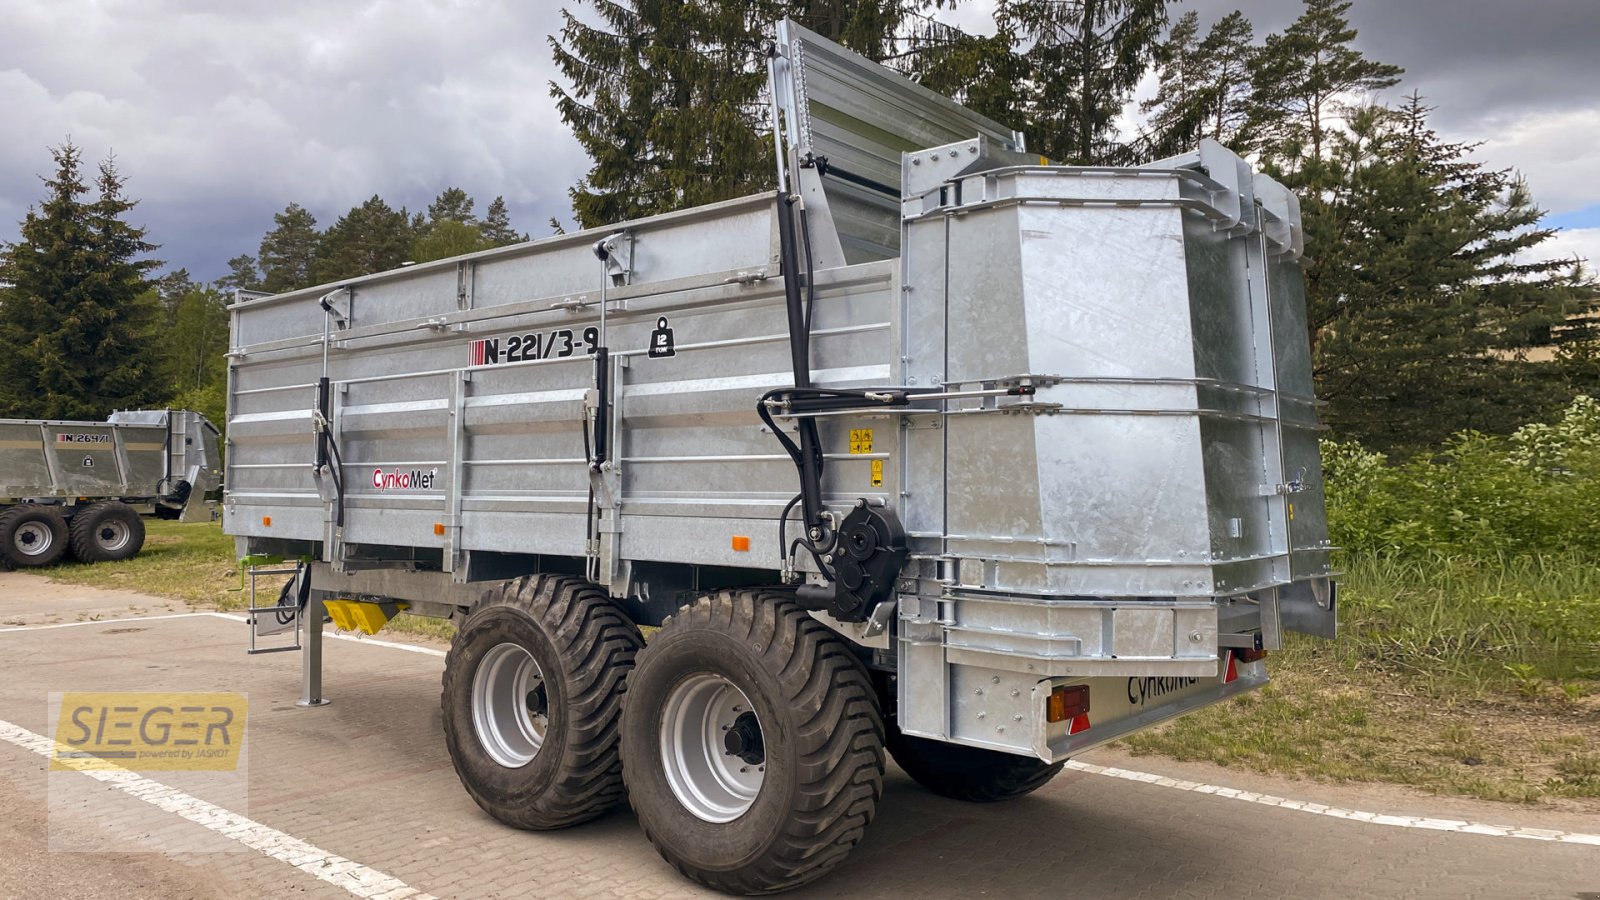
2,0,1597,283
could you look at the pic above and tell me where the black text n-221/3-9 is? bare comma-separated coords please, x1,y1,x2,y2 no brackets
470,327,599,365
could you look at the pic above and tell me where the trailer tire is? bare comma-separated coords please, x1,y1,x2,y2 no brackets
886,726,1063,802
68,502,145,563
0,505,70,568
441,574,643,830
622,590,885,895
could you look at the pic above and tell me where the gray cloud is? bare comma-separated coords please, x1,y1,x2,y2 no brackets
0,0,588,281
2,0,1596,281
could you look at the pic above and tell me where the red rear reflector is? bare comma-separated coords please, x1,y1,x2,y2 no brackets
1223,654,1239,684
1068,713,1091,735
1046,684,1090,723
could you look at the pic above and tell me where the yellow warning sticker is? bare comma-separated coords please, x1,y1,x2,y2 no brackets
870,459,884,487
849,429,874,454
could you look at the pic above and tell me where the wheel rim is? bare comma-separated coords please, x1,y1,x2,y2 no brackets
95,519,131,553
471,642,549,768
660,672,766,823
13,521,54,558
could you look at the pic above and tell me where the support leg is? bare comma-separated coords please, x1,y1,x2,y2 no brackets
297,592,332,708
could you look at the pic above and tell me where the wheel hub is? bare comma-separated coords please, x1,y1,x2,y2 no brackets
722,711,765,765
470,642,548,768
14,522,52,557
660,673,765,823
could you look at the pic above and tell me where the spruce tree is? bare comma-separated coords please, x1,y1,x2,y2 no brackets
257,202,321,293
550,1,941,228
0,143,165,419
1001,0,1170,164
1306,97,1586,450
897,14,1028,129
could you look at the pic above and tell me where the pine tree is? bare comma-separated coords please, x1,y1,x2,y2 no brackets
257,202,321,293
1247,0,1402,173
1306,97,1587,450
1140,10,1255,158
482,196,524,246
216,254,262,293
426,187,476,225
1001,0,1170,164
310,195,414,284
0,143,166,419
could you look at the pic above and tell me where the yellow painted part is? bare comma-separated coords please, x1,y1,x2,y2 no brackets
324,599,405,635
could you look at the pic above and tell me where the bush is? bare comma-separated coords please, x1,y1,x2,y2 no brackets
1324,396,1600,557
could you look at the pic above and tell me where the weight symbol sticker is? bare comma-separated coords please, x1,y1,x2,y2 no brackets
648,316,676,359
82,456,94,468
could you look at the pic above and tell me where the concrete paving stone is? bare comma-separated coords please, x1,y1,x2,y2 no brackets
2,577,1599,900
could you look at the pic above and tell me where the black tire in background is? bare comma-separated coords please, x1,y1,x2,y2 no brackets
886,724,1064,803
440,574,643,830
68,501,145,563
0,504,70,568
622,589,885,895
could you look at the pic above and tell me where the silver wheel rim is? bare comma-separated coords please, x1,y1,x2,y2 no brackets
95,519,131,553
471,642,548,768
660,673,765,823
14,521,54,558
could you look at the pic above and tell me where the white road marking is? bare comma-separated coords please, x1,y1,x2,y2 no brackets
0,612,218,633
8,605,1595,849
1064,760,1600,846
0,719,435,899
0,610,447,658
202,612,446,658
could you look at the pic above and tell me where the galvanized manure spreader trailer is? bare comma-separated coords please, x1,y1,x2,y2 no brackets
225,20,1335,895
0,409,220,568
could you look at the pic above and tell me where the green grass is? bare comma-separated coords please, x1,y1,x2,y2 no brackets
1120,551,1600,803
44,520,457,641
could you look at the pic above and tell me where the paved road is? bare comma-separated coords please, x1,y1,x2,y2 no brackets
1,573,1597,900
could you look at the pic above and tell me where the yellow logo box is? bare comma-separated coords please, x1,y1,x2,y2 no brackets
51,692,247,772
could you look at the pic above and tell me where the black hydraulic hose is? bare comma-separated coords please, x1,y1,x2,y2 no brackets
580,408,596,548
774,192,825,530
592,347,610,469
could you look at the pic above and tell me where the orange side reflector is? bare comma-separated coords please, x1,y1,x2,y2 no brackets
731,535,750,552
1045,684,1090,723
434,523,446,536
262,516,272,527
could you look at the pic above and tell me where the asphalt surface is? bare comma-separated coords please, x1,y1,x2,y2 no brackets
1,572,1597,900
